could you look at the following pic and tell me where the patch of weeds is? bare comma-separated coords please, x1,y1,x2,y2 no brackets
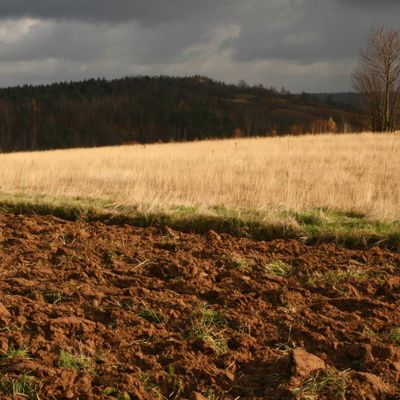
291,211,324,226
106,298,134,311
200,332,228,355
222,254,250,271
188,306,229,355
309,268,368,286
202,388,221,400
334,286,355,298
369,272,386,285
390,327,400,345
0,373,37,399
106,298,123,309
155,236,178,251
67,279,82,293
201,307,228,328
56,231,76,246
138,303,165,324
361,325,376,339
171,204,198,217
292,368,349,399
161,351,175,366
42,290,64,304
138,372,163,399
166,365,185,400
261,260,293,277
103,387,131,400
276,343,296,357
130,334,155,345
172,274,186,283
2,345,31,360
58,347,94,372
211,205,238,219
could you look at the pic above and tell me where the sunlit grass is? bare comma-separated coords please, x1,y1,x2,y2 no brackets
0,134,399,247
0,133,399,220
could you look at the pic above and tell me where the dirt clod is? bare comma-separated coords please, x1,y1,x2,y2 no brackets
350,372,395,400
190,392,207,400
291,347,326,384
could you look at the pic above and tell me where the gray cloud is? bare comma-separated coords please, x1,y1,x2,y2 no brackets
0,19,212,65
227,0,400,63
0,0,236,25
336,0,400,9
0,0,399,92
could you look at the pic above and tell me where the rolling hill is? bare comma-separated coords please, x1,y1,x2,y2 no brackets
0,75,364,152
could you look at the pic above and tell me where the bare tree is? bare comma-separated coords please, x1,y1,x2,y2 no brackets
352,27,400,132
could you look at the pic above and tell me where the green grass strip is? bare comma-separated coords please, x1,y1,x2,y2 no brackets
0,193,398,250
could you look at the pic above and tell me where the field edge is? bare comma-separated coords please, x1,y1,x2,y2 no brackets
0,193,399,250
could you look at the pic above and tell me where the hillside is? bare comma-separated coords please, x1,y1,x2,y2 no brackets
0,76,363,152
305,92,361,108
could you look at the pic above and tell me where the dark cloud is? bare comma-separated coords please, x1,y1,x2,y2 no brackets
0,0,398,92
336,0,400,8
0,0,235,24
0,19,210,65
227,0,400,63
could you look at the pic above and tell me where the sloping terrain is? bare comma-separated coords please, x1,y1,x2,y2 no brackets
0,212,399,399
0,76,363,152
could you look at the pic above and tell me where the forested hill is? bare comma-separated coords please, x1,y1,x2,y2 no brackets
0,75,364,152
305,92,361,108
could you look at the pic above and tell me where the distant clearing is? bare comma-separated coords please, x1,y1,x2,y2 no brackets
0,133,399,247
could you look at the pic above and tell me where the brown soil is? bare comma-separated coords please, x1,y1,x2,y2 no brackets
0,212,399,399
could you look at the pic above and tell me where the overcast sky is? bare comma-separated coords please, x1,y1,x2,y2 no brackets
0,0,398,92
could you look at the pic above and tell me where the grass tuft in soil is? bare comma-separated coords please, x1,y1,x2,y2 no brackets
103,387,131,400
308,268,369,286
390,327,400,345
138,303,165,324
166,365,185,400
292,368,349,399
0,374,37,399
223,255,251,271
2,345,31,360
200,306,229,328
58,347,94,372
188,306,230,355
42,290,64,304
261,260,293,277
138,372,163,399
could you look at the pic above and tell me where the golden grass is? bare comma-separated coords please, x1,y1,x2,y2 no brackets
0,133,399,221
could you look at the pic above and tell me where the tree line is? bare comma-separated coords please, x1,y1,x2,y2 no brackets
0,75,363,152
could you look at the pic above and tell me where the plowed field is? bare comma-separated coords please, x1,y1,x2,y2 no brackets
0,212,399,399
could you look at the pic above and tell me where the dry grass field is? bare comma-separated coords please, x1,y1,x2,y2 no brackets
0,133,399,221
